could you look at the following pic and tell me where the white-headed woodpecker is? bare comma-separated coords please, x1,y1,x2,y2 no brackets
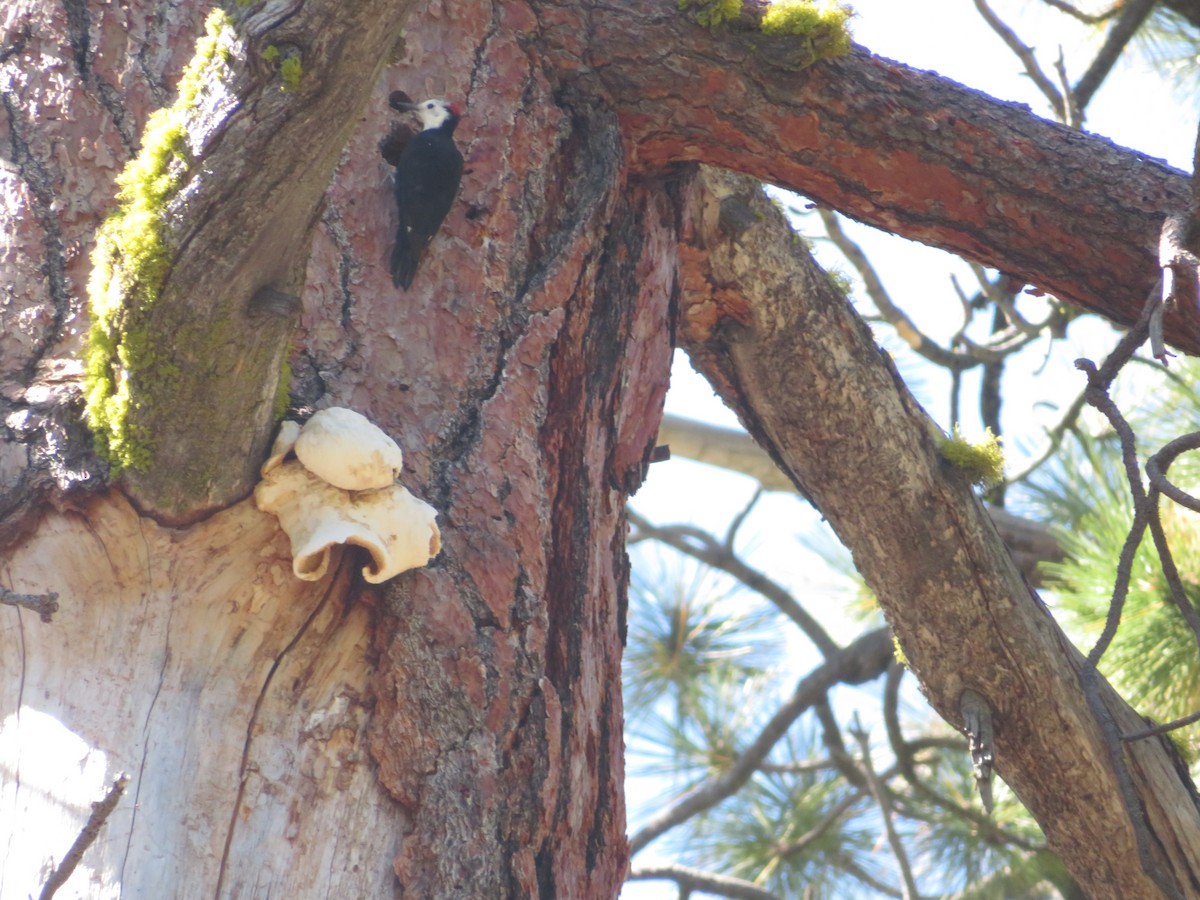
388,95,464,290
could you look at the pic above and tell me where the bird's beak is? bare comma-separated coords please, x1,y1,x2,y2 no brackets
390,99,418,113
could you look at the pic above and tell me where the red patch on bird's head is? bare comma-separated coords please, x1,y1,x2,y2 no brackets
450,102,463,117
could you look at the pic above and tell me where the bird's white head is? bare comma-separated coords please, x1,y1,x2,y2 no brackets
414,99,460,130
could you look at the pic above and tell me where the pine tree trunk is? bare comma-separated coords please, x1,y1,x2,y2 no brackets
1,1,670,895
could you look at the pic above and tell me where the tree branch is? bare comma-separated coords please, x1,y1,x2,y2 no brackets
675,165,1200,895
654,414,1062,583
849,717,919,900
627,864,781,900
40,774,128,900
628,626,891,854
627,508,840,657
1073,0,1158,110
973,0,1067,121
572,0,1197,352
1,585,59,622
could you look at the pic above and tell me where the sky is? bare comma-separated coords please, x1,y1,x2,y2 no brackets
622,0,1198,895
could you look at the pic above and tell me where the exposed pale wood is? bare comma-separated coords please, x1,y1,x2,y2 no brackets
0,494,402,898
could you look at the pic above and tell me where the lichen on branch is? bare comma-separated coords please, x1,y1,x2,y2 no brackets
678,0,854,61
939,425,1005,489
759,0,853,57
83,9,241,472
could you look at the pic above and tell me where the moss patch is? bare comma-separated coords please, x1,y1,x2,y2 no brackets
761,0,853,58
273,351,292,422
892,634,909,668
939,425,1005,489
83,9,238,472
279,55,303,91
262,44,303,91
678,0,743,29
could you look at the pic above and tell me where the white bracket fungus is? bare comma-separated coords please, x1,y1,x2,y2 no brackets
255,408,441,583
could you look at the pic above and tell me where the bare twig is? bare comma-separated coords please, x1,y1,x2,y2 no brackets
834,854,905,898
970,262,1044,337
1040,0,1122,25
1003,389,1087,485
814,699,866,788
628,627,891,854
774,789,864,859
1073,0,1157,112
974,0,1066,120
1073,295,1187,899
628,509,840,658
757,756,838,775
627,864,781,900
1,585,59,623
1146,432,1200,514
819,209,973,371
1144,434,1200,655
40,774,129,900
1123,710,1200,742
1073,296,1155,671
725,486,764,550
849,715,919,900
1074,360,1149,671
1053,47,1082,129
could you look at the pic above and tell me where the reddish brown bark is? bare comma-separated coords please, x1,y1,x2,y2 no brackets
542,0,1197,353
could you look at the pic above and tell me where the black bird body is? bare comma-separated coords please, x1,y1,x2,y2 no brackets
389,98,464,290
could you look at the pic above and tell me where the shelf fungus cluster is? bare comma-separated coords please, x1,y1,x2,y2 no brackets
255,407,441,583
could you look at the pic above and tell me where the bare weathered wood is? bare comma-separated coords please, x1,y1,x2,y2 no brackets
0,496,401,898
675,166,1200,898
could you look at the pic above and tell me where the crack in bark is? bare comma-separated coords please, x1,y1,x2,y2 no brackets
214,562,347,900
0,92,72,382
0,587,30,900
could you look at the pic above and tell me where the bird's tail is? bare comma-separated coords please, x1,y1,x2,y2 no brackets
390,231,419,290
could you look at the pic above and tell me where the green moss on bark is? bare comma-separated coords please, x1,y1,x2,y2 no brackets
939,426,1005,489
760,1,853,59
678,0,743,29
83,9,238,472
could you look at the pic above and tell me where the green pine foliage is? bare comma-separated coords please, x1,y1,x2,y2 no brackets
625,552,784,725
1031,362,1200,732
1126,6,1200,104
688,766,878,895
622,542,1060,895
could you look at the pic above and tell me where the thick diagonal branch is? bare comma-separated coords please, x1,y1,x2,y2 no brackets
675,166,1200,897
